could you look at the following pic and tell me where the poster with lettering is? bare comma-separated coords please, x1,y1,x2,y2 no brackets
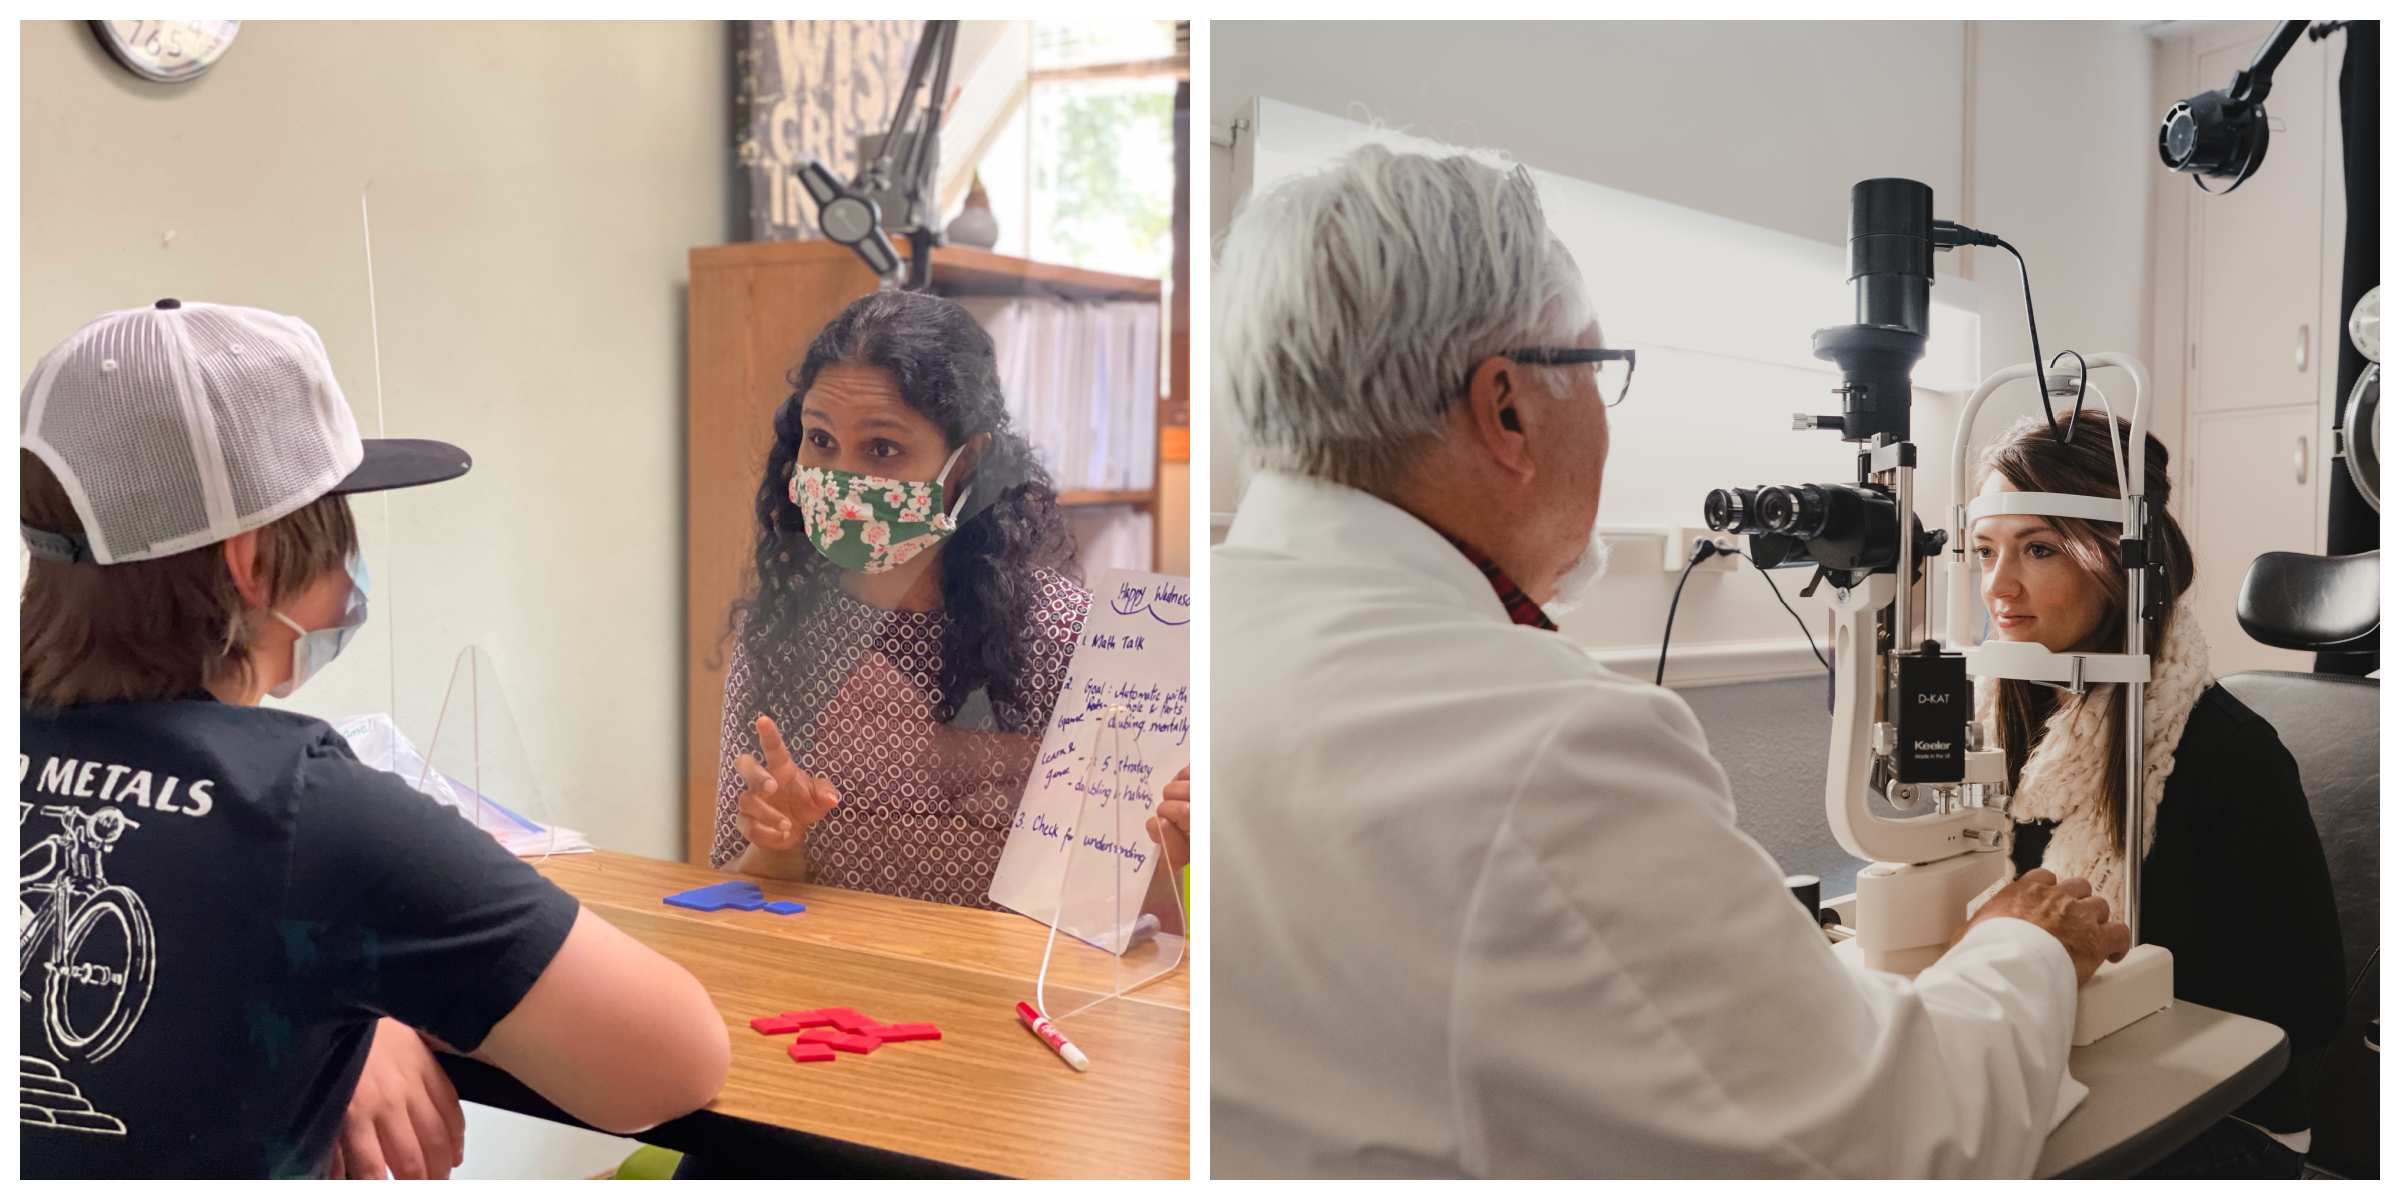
987,568,1191,954
733,20,919,241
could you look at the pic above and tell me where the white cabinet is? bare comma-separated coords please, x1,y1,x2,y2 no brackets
2190,31,2326,416
2186,405,2321,675
2156,21,2348,673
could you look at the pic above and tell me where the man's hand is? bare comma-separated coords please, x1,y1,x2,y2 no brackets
1146,767,1192,868
333,1017,465,1179
1957,868,2133,985
732,714,840,851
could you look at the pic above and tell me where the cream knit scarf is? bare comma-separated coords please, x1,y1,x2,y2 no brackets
1969,594,2214,915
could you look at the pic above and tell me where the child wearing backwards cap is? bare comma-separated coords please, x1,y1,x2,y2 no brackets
18,300,728,1179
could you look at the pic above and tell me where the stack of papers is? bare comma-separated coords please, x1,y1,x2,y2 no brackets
958,297,1162,493
1065,505,1155,574
332,713,592,858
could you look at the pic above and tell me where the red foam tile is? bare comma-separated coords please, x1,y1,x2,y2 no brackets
865,1022,941,1043
778,1009,839,1028
749,1014,806,1036
825,1008,880,1035
795,1027,880,1055
787,1040,836,1063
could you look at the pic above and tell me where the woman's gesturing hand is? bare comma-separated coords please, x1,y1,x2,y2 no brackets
732,714,841,851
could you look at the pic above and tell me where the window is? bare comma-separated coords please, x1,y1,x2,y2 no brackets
977,21,1183,281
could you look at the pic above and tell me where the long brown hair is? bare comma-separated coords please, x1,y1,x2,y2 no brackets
1982,411,2196,849
20,450,357,711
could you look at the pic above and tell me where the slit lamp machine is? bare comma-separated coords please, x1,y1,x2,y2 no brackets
1704,178,2172,1045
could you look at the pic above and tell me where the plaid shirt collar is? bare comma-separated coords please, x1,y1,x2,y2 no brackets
1439,535,1558,632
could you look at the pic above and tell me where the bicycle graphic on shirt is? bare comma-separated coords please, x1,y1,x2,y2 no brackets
18,804,156,1063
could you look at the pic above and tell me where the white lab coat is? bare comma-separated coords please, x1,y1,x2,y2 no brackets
1211,471,2081,1178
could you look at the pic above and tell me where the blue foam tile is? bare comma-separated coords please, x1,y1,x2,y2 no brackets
762,901,807,915
724,895,766,911
663,880,764,912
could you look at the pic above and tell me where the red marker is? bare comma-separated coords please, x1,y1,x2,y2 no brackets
1016,1001,1089,1072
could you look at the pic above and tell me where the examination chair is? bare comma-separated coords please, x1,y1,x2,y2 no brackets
2218,549,2379,1180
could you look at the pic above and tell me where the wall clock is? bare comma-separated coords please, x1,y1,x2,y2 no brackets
91,21,240,84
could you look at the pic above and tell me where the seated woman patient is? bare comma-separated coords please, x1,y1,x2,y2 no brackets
1970,410,2343,1178
708,289,1187,913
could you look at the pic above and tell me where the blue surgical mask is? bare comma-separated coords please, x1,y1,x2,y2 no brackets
269,552,370,699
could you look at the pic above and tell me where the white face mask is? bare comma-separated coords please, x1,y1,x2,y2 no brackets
1543,523,1611,618
268,552,370,699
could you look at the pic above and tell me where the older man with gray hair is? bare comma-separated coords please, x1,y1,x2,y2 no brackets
1210,143,2129,1178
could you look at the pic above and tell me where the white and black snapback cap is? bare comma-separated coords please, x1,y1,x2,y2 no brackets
20,298,470,565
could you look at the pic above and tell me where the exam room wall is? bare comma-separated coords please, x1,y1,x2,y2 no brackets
1210,21,2160,647
20,21,726,1178
1209,20,2157,882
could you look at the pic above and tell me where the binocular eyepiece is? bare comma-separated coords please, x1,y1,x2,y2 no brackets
1704,482,1913,577
1701,487,1753,535
1703,484,1847,540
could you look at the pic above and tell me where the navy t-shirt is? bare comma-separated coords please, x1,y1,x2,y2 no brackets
19,694,580,1178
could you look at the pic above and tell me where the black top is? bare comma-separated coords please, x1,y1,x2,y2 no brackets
19,694,580,1178
2010,684,2345,1132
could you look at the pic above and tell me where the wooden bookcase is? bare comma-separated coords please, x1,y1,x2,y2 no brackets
682,239,1167,863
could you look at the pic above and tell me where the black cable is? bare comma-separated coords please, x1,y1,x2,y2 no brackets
1735,551,1830,672
1656,545,1708,686
2048,346,2091,428
1992,236,2087,446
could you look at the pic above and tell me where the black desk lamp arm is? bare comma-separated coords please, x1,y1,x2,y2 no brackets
2229,20,2311,106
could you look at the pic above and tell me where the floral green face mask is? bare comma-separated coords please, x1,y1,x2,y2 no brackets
788,444,972,574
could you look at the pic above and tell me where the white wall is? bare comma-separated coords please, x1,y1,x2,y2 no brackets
20,19,730,1178
1209,20,2158,678
1960,21,2161,446
1210,21,1969,249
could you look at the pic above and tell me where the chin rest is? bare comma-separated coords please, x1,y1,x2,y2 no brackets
2235,550,2379,652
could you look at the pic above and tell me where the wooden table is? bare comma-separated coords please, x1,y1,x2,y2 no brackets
441,850,1189,1179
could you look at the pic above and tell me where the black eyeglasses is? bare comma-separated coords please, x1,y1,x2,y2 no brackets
1506,347,1637,408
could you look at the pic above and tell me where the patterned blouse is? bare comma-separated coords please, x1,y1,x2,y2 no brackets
710,567,1091,909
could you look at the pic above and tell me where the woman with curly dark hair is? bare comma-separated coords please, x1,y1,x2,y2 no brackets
707,289,1149,910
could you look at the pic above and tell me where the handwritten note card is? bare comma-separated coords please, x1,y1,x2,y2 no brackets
987,569,1191,954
